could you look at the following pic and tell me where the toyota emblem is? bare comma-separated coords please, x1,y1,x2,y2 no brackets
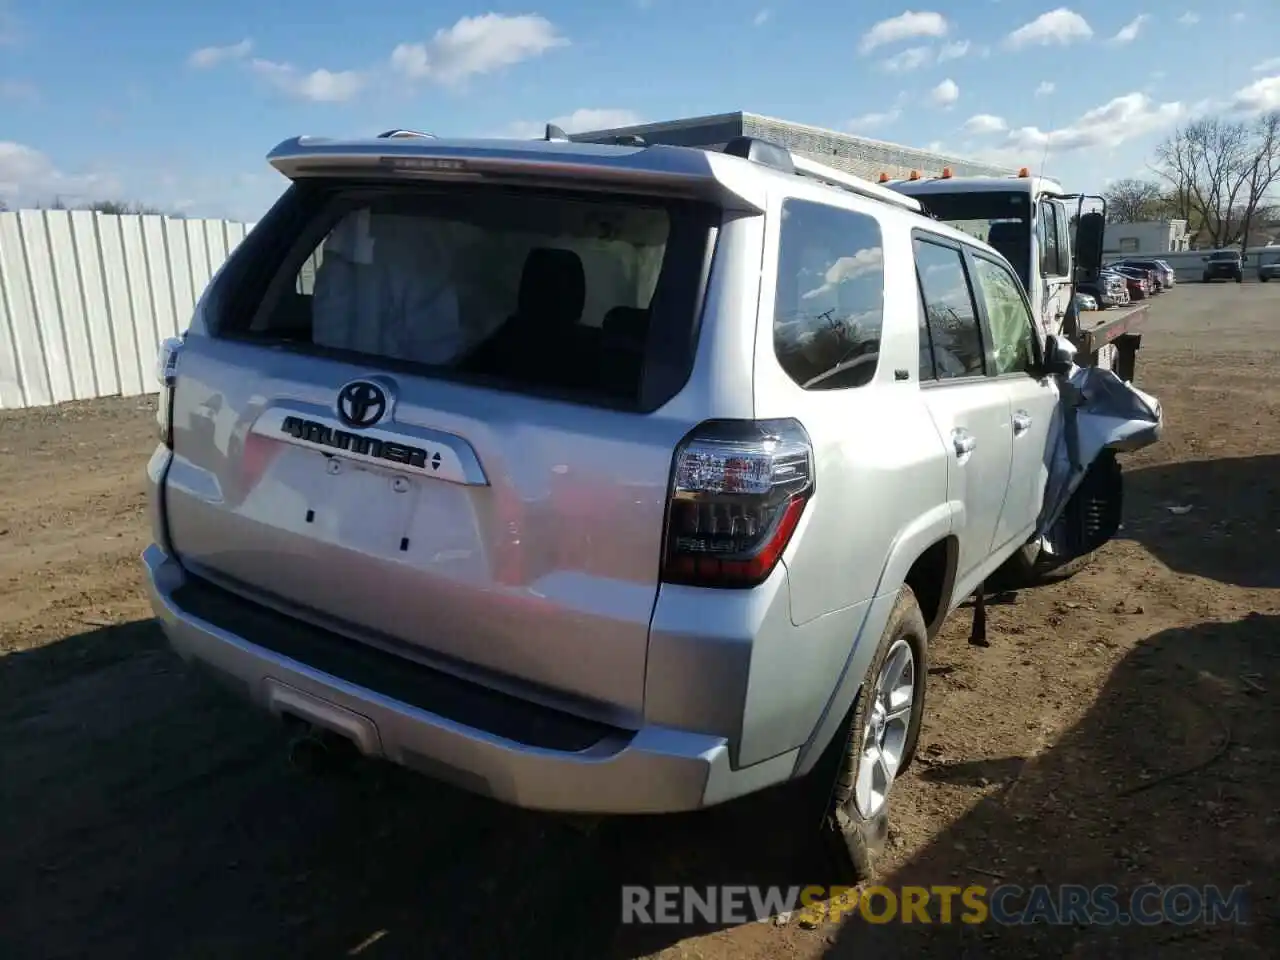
336,380,387,428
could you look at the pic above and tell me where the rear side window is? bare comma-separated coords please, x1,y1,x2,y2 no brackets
914,238,985,380
772,198,885,390
220,185,715,410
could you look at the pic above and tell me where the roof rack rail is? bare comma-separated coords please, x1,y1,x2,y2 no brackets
789,153,922,212
377,129,436,139
719,136,921,213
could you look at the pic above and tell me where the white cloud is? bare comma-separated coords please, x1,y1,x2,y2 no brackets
847,109,902,131
1232,74,1280,114
1230,11,1244,22
931,78,960,107
802,248,884,301
1005,9,1093,49
1178,11,1200,25
1004,92,1182,154
963,113,1007,134
390,13,568,85
187,39,252,69
1253,57,1280,74
250,59,365,102
504,108,643,139
881,46,933,72
880,39,968,72
1109,14,1149,45
1035,80,1056,97
859,11,949,54
753,9,770,26
0,142,121,209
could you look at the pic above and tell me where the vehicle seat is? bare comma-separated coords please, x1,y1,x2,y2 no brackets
467,247,596,388
986,222,1031,290
599,306,650,396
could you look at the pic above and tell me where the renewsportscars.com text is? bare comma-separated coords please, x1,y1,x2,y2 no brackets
620,883,1250,927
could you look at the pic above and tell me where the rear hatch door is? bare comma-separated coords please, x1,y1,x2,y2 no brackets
162,139,743,722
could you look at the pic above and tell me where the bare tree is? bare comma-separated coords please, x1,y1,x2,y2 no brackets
1153,115,1280,249
1103,178,1166,222
1237,112,1280,269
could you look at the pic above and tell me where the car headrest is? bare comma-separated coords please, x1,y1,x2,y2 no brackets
602,307,650,348
517,248,586,327
986,222,1023,250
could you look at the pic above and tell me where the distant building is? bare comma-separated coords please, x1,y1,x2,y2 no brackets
570,111,1015,181
1103,220,1190,255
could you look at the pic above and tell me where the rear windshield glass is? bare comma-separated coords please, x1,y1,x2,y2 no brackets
1210,251,1239,261
219,185,715,409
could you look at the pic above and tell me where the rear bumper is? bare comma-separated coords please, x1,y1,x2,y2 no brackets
142,544,796,814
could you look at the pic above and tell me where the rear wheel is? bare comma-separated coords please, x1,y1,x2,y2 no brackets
803,587,928,880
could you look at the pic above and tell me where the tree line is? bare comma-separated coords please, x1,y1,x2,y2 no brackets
0,198,180,216
1103,111,1280,250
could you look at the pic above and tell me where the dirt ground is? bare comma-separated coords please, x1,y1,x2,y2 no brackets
2,282,1277,959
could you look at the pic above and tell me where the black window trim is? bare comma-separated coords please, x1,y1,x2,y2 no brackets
911,228,989,387
964,247,1046,380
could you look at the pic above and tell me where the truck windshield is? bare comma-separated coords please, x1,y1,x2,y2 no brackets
915,191,1032,285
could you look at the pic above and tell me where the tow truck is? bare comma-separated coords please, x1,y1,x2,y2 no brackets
881,166,1150,382
881,165,1156,585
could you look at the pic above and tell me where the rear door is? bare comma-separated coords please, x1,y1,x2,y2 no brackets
914,234,1013,592
162,179,724,720
967,250,1058,554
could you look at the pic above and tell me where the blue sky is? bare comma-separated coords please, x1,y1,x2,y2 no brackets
2,1,1277,221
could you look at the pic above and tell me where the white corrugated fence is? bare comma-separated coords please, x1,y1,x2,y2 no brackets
0,210,255,410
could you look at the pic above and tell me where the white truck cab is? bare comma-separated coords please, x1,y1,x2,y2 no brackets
885,168,1148,379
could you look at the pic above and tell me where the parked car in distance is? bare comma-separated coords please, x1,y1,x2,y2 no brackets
1110,266,1151,300
1073,292,1098,312
1077,269,1130,308
1113,258,1175,290
1108,261,1163,294
1154,259,1177,287
1203,250,1243,283
1256,255,1280,283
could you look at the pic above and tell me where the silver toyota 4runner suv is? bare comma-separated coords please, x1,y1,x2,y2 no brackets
143,131,1161,877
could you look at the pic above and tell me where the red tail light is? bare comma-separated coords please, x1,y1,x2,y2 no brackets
155,337,184,449
661,419,814,589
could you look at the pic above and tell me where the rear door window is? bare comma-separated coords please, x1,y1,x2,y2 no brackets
222,186,716,410
913,237,986,380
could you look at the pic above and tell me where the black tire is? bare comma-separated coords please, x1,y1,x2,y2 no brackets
989,538,1096,590
810,587,929,881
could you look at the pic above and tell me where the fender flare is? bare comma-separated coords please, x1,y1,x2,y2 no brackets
791,501,960,777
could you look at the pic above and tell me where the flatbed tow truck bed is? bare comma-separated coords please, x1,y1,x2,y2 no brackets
1074,301,1151,381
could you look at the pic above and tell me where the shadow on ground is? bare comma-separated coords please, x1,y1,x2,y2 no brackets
0,620,843,959
820,613,1279,958
1120,454,1280,588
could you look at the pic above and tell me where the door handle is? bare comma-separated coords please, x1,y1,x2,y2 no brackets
1012,411,1033,435
951,428,976,460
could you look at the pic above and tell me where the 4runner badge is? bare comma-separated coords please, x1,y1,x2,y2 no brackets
280,415,444,472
